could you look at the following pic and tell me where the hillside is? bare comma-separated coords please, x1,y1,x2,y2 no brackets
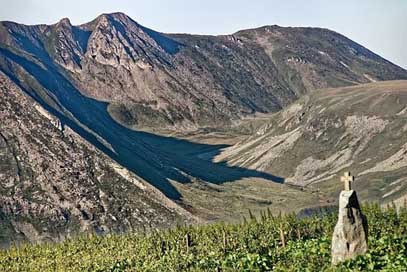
0,204,406,271
215,80,407,205
0,13,406,130
0,72,193,247
1,12,407,245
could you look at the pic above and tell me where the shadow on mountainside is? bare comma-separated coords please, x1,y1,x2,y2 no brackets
0,47,284,200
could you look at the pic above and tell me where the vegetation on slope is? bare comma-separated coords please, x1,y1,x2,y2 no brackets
215,80,407,206
1,204,406,271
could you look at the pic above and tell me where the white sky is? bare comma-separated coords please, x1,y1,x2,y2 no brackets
1,0,406,68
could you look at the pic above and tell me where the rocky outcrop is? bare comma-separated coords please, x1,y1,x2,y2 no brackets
50,18,85,72
0,72,192,246
331,190,368,265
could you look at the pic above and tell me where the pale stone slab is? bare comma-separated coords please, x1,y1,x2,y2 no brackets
331,190,368,265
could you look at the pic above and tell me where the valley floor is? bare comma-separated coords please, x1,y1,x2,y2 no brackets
151,129,330,222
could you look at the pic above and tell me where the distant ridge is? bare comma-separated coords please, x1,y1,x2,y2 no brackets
1,12,406,130
0,13,407,245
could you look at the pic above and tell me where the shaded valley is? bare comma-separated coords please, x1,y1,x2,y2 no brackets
1,12,407,244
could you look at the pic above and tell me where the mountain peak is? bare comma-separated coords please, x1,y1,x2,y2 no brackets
105,12,131,20
56,17,72,27
78,12,136,32
95,12,135,26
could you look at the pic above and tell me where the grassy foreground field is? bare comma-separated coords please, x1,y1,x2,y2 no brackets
1,204,406,271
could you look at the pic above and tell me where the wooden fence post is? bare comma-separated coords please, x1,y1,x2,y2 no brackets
222,230,227,252
185,233,191,253
296,228,301,240
279,223,286,248
160,240,166,254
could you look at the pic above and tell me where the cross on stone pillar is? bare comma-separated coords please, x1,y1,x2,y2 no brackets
332,171,368,264
341,172,354,191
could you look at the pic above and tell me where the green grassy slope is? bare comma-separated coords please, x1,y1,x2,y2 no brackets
1,204,406,271
216,80,407,207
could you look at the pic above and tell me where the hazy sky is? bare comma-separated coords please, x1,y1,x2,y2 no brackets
1,0,406,68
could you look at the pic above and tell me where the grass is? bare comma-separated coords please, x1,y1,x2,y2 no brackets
0,203,406,271
173,178,322,222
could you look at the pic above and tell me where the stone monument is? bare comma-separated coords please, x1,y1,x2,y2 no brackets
331,172,368,265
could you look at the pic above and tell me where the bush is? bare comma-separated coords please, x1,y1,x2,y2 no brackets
0,204,406,271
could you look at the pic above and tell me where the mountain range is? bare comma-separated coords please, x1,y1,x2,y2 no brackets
0,12,406,245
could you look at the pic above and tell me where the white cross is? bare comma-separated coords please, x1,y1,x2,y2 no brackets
340,172,354,191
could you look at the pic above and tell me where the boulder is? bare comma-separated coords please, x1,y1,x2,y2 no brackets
331,190,368,265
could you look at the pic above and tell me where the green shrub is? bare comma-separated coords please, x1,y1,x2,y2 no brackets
0,204,406,271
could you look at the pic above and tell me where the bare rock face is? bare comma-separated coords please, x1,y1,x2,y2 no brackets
0,72,193,246
1,12,407,130
331,190,368,265
0,12,406,245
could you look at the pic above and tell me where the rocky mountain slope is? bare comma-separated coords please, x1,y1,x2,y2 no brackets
215,80,407,205
0,12,406,130
1,13,407,245
0,72,193,246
